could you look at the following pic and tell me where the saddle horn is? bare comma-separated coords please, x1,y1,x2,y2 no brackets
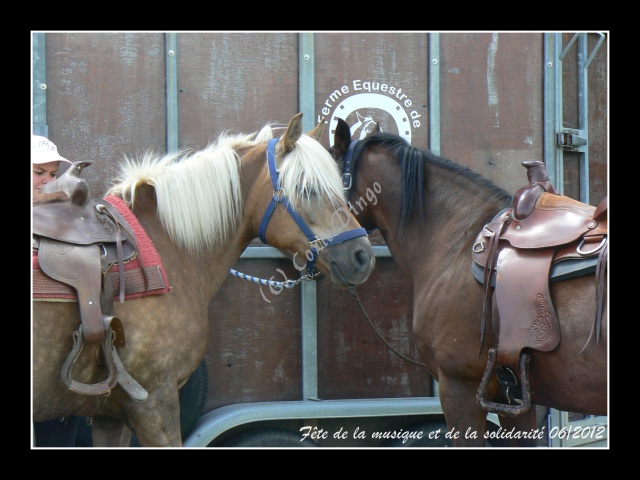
41,160,93,207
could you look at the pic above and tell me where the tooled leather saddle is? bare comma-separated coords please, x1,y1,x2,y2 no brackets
471,160,607,416
33,162,148,402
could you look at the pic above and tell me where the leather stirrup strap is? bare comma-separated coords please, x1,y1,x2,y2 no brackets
595,239,608,344
102,297,149,402
96,202,147,301
593,196,607,221
479,213,511,354
111,348,149,402
101,250,116,314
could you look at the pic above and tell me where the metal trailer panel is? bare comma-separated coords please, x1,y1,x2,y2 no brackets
316,256,433,400
174,32,299,150
43,32,167,197
439,32,545,194
205,257,303,411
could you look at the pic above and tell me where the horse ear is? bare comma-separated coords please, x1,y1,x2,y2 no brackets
307,117,325,141
374,121,381,133
333,118,351,160
282,112,303,153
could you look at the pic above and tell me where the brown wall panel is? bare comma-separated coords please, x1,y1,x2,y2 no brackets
176,33,299,150
316,258,433,399
204,258,303,411
439,32,544,194
45,32,167,196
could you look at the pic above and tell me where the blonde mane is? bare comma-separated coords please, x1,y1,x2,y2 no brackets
106,124,344,254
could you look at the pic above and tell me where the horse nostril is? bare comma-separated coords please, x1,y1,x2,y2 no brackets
354,249,370,269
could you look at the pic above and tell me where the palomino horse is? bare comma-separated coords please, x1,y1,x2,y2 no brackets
331,118,607,447
32,113,375,447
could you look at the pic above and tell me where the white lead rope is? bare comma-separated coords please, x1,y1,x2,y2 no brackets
229,268,308,292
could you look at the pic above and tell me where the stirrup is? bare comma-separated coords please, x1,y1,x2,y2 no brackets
476,348,532,417
61,325,118,396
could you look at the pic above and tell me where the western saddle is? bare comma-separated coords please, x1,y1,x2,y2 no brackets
471,160,607,416
33,162,148,402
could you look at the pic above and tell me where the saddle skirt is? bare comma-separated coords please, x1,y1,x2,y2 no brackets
471,191,607,368
33,195,171,302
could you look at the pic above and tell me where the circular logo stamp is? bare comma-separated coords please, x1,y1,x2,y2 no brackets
317,80,424,146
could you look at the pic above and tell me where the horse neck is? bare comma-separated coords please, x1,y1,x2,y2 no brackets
357,156,510,281
129,174,258,303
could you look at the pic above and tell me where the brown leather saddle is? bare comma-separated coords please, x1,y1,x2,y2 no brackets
33,162,149,402
471,161,607,416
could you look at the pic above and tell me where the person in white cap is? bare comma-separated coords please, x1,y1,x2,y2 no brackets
32,133,80,447
32,134,73,204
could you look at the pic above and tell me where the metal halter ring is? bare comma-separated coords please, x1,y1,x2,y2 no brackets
342,172,352,190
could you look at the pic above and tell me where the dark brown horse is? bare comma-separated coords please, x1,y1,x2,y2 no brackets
331,117,607,447
32,113,375,447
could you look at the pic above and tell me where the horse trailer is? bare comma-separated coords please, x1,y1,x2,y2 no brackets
32,31,608,448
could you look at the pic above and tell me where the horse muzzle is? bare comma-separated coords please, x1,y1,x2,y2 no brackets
322,236,375,287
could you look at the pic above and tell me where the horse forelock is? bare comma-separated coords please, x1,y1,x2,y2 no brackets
107,130,271,254
277,134,345,211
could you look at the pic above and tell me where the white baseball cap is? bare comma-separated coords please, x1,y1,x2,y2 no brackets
32,135,72,165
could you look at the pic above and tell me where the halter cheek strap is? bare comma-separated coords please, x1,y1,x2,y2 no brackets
259,138,366,278
341,140,358,191
339,139,377,236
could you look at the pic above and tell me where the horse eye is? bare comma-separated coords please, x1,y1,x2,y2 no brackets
299,187,318,199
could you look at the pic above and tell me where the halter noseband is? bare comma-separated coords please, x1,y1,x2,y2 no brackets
258,138,367,278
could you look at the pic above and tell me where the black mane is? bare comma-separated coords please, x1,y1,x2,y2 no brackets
352,132,512,223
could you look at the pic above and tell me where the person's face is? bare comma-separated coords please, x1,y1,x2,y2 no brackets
33,161,61,195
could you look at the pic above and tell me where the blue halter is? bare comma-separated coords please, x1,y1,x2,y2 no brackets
258,138,367,278
341,139,359,191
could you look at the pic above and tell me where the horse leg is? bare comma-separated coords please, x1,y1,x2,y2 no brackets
127,388,183,447
91,416,133,447
437,377,490,447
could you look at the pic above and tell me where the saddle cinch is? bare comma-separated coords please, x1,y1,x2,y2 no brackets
33,161,149,402
471,160,607,416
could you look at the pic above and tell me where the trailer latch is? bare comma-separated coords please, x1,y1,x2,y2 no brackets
557,132,587,149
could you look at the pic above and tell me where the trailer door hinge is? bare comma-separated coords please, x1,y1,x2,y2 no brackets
557,131,587,150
